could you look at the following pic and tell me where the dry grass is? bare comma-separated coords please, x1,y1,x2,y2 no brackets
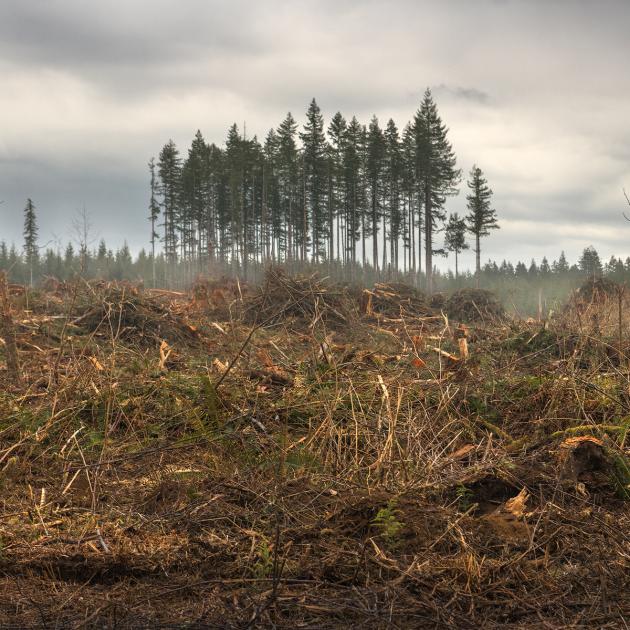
0,272,628,628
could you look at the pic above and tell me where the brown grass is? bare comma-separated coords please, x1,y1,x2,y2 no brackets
0,272,628,628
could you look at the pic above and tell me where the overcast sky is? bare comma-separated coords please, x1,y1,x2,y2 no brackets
1,0,629,270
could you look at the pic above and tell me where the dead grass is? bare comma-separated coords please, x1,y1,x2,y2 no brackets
0,274,628,627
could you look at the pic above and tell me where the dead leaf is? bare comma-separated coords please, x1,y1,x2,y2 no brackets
88,356,104,371
450,444,475,460
411,357,427,369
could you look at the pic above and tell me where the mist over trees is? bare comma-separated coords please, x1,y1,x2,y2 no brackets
2,90,629,315
142,89,474,292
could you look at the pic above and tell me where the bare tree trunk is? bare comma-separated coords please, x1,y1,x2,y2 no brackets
425,188,432,294
476,234,481,289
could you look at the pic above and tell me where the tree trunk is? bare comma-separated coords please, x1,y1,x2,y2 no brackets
476,234,481,288
425,188,432,294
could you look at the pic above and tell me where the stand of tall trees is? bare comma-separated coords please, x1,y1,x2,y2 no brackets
149,90,487,292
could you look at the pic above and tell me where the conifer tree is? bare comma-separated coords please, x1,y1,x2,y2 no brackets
578,246,602,277
148,158,160,286
181,130,209,264
444,213,468,279
300,99,328,262
276,113,299,263
343,117,365,267
327,112,347,263
366,116,386,270
157,140,182,263
383,119,402,270
465,165,498,284
23,198,38,286
414,89,460,292
553,251,569,273
400,124,417,273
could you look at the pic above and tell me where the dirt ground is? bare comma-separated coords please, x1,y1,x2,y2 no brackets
0,271,628,628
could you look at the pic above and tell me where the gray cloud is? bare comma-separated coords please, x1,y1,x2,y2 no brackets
433,85,490,105
1,0,629,268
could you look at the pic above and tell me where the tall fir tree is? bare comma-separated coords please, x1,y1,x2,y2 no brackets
276,113,300,262
23,198,38,286
414,89,460,293
444,213,468,279
578,246,602,277
465,165,498,284
300,99,328,262
383,119,402,270
148,158,160,287
327,112,347,263
157,140,182,263
366,116,386,270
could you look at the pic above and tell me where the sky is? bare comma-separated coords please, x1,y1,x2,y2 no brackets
1,0,629,271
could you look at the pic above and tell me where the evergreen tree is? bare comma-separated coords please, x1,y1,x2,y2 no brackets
414,89,460,293
443,213,468,279
157,140,182,263
300,99,328,262
148,158,160,286
540,256,551,275
384,119,402,270
327,112,347,263
181,131,209,264
578,246,602,277
366,116,386,269
553,251,569,273
465,165,498,284
400,123,417,273
23,198,39,286
342,117,365,266
276,113,300,263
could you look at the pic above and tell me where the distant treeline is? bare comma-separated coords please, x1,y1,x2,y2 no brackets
0,229,621,315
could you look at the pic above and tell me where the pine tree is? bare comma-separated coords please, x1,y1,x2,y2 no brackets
157,140,182,263
540,256,551,275
414,89,460,293
225,124,244,268
465,165,498,285
148,158,160,286
553,251,569,274
23,198,39,286
327,112,347,264
300,99,328,262
343,117,365,267
276,113,299,263
400,124,417,273
578,246,602,277
181,131,210,265
366,116,386,270
443,213,468,279
383,119,402,271
263,128,280,262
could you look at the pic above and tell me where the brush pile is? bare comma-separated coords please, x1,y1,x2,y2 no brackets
572,276,621,306
244,267,353,326
362,282,433,318
71,283,201,347
445,287,506,322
